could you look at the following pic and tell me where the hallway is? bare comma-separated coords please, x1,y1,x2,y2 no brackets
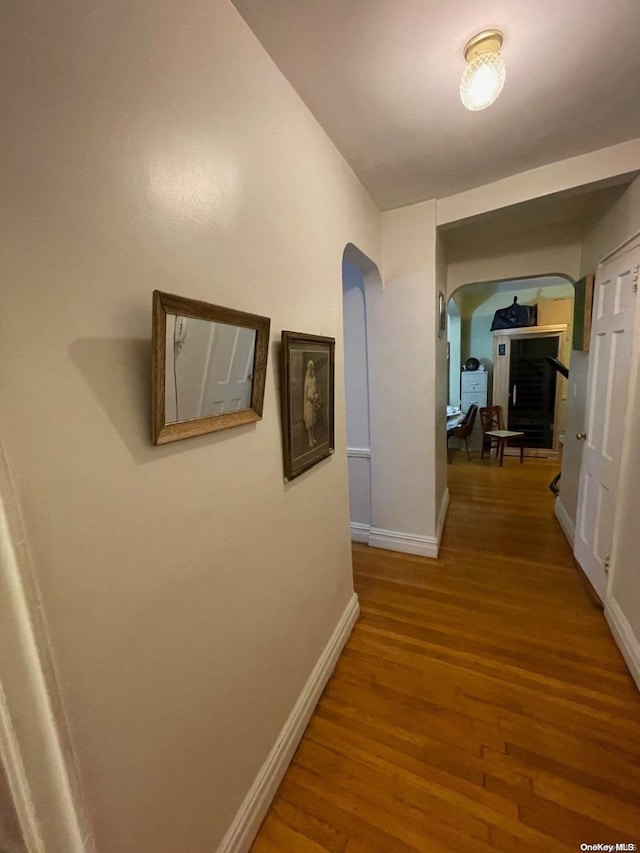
252,457,640,851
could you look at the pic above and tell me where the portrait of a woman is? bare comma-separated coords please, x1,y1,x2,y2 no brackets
303,359,319,447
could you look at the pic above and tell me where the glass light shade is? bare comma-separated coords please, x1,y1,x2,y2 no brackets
460,52,506,111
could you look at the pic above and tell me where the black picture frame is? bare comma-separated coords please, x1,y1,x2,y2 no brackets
280,331,335,481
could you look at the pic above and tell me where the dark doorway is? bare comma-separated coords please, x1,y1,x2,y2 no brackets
508,336,559,448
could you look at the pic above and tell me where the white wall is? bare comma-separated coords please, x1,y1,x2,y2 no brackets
0,1,381,850
366,201,444,554
579,176,640,273
437,139,640,227
445,222,582,296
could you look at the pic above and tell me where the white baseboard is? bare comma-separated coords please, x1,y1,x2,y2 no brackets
605,596,640,692
217,593,360,853
554,497,575,547
368,527,438,558
350,522,370,543
351,522,443,558
350,496,447,558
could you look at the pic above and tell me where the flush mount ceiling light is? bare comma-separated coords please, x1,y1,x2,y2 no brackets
460,29,506,111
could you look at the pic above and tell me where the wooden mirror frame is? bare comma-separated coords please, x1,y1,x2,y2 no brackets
151,290,270,445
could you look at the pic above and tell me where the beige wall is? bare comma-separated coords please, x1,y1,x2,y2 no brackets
581,176,640,272
369,201,442,542
437,139,640,227
445,222,582,296
0,1,381,850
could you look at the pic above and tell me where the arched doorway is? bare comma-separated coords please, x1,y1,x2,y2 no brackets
341,244,381,542
447,274,575,456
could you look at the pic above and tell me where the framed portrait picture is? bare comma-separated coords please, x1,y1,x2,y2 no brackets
280,331,335,481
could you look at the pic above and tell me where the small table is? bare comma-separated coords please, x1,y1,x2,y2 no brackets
484,429,525,465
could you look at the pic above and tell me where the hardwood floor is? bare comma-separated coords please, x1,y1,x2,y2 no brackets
251,455,640,851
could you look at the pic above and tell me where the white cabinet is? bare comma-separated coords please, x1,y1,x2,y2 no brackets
460,371,487,413
457,371,487,452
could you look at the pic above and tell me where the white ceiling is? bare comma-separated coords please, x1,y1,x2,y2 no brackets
231,0,640,210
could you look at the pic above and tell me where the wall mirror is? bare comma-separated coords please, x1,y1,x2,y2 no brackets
151,290,270,445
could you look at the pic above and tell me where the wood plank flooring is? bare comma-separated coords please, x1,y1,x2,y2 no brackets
252,455,640,851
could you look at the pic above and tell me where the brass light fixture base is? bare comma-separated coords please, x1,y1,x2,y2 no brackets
463,30,503,63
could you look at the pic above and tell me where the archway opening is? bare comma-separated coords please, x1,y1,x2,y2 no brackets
447,274,575,457
341,244,381,542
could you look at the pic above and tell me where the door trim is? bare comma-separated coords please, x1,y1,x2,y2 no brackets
0,442,91,852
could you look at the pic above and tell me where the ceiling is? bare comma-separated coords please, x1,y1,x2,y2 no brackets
231,0,640,210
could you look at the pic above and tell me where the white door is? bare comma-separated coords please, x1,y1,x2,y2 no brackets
171,318,256,420
201,323,256,415
574,246,640,599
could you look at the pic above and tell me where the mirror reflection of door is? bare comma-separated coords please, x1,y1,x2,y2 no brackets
165,315,256,424
508,336,560,448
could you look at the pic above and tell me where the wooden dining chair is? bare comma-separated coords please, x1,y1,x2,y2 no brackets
447,404,478,462
479,405,525,465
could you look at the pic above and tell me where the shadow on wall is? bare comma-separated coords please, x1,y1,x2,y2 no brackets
69,338,259,465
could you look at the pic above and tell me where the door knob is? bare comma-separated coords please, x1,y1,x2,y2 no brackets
576,432,587,441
